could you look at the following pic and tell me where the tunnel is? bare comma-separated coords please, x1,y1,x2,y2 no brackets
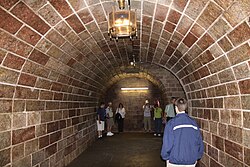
0,0,249,167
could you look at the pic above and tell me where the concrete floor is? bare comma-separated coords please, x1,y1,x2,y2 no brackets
67,133,165,167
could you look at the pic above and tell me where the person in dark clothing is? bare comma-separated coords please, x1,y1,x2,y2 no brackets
115,103,126,132
97,102,106,138
161,98,204,167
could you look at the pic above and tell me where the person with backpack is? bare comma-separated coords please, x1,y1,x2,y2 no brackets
115,103,126,132
161,98,204,167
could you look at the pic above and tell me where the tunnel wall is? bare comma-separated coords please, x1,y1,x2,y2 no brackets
0,74,98,166
184,38,250,166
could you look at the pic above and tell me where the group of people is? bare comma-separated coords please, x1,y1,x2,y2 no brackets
144,97,204,166
96,97,204,167
96,102,125,138
143,97,177,137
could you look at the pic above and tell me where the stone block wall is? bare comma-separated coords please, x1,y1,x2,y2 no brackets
179,14,250,167
0,77,99,167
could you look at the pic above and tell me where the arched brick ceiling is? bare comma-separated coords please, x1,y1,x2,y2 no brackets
0,0,250,96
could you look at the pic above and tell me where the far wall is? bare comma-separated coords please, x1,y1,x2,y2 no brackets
104,77,164,131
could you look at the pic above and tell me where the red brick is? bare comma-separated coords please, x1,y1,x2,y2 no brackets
239,79,250,94
167,9,181,24
172,0,188,12
47,122,59,133
198,66,210,78
183,32,198,47
12,126,35,145
164,22,176,33
142,16,153,27
29,49,49,65
197,33,214,50
39,135,49,149
11,2,50,35
49,0,73,18
3,53,25,70
66,14,85,33
17,26,41,45
228,22,250,47
0,31,33,57
67,58,76,67
0,8,22,34
15,86,39,99
50,131,61,144
18,73,37,87
0,0,19,9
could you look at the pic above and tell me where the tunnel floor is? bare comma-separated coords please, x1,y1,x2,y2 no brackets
67,133,165,167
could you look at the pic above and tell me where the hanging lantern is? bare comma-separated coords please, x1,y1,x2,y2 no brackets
108,0,137,41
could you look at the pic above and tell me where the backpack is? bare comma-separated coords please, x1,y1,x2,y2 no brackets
115,112,122,122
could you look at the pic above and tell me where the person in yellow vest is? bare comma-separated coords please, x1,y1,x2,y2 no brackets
153,103,163,136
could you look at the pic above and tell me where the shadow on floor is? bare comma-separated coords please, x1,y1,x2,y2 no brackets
67,133,165,167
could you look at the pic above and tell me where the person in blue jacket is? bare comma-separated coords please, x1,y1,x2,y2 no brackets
161,98,204,167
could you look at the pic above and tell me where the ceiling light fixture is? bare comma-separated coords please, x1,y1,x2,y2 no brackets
108,0,137,41
121,87,148,91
